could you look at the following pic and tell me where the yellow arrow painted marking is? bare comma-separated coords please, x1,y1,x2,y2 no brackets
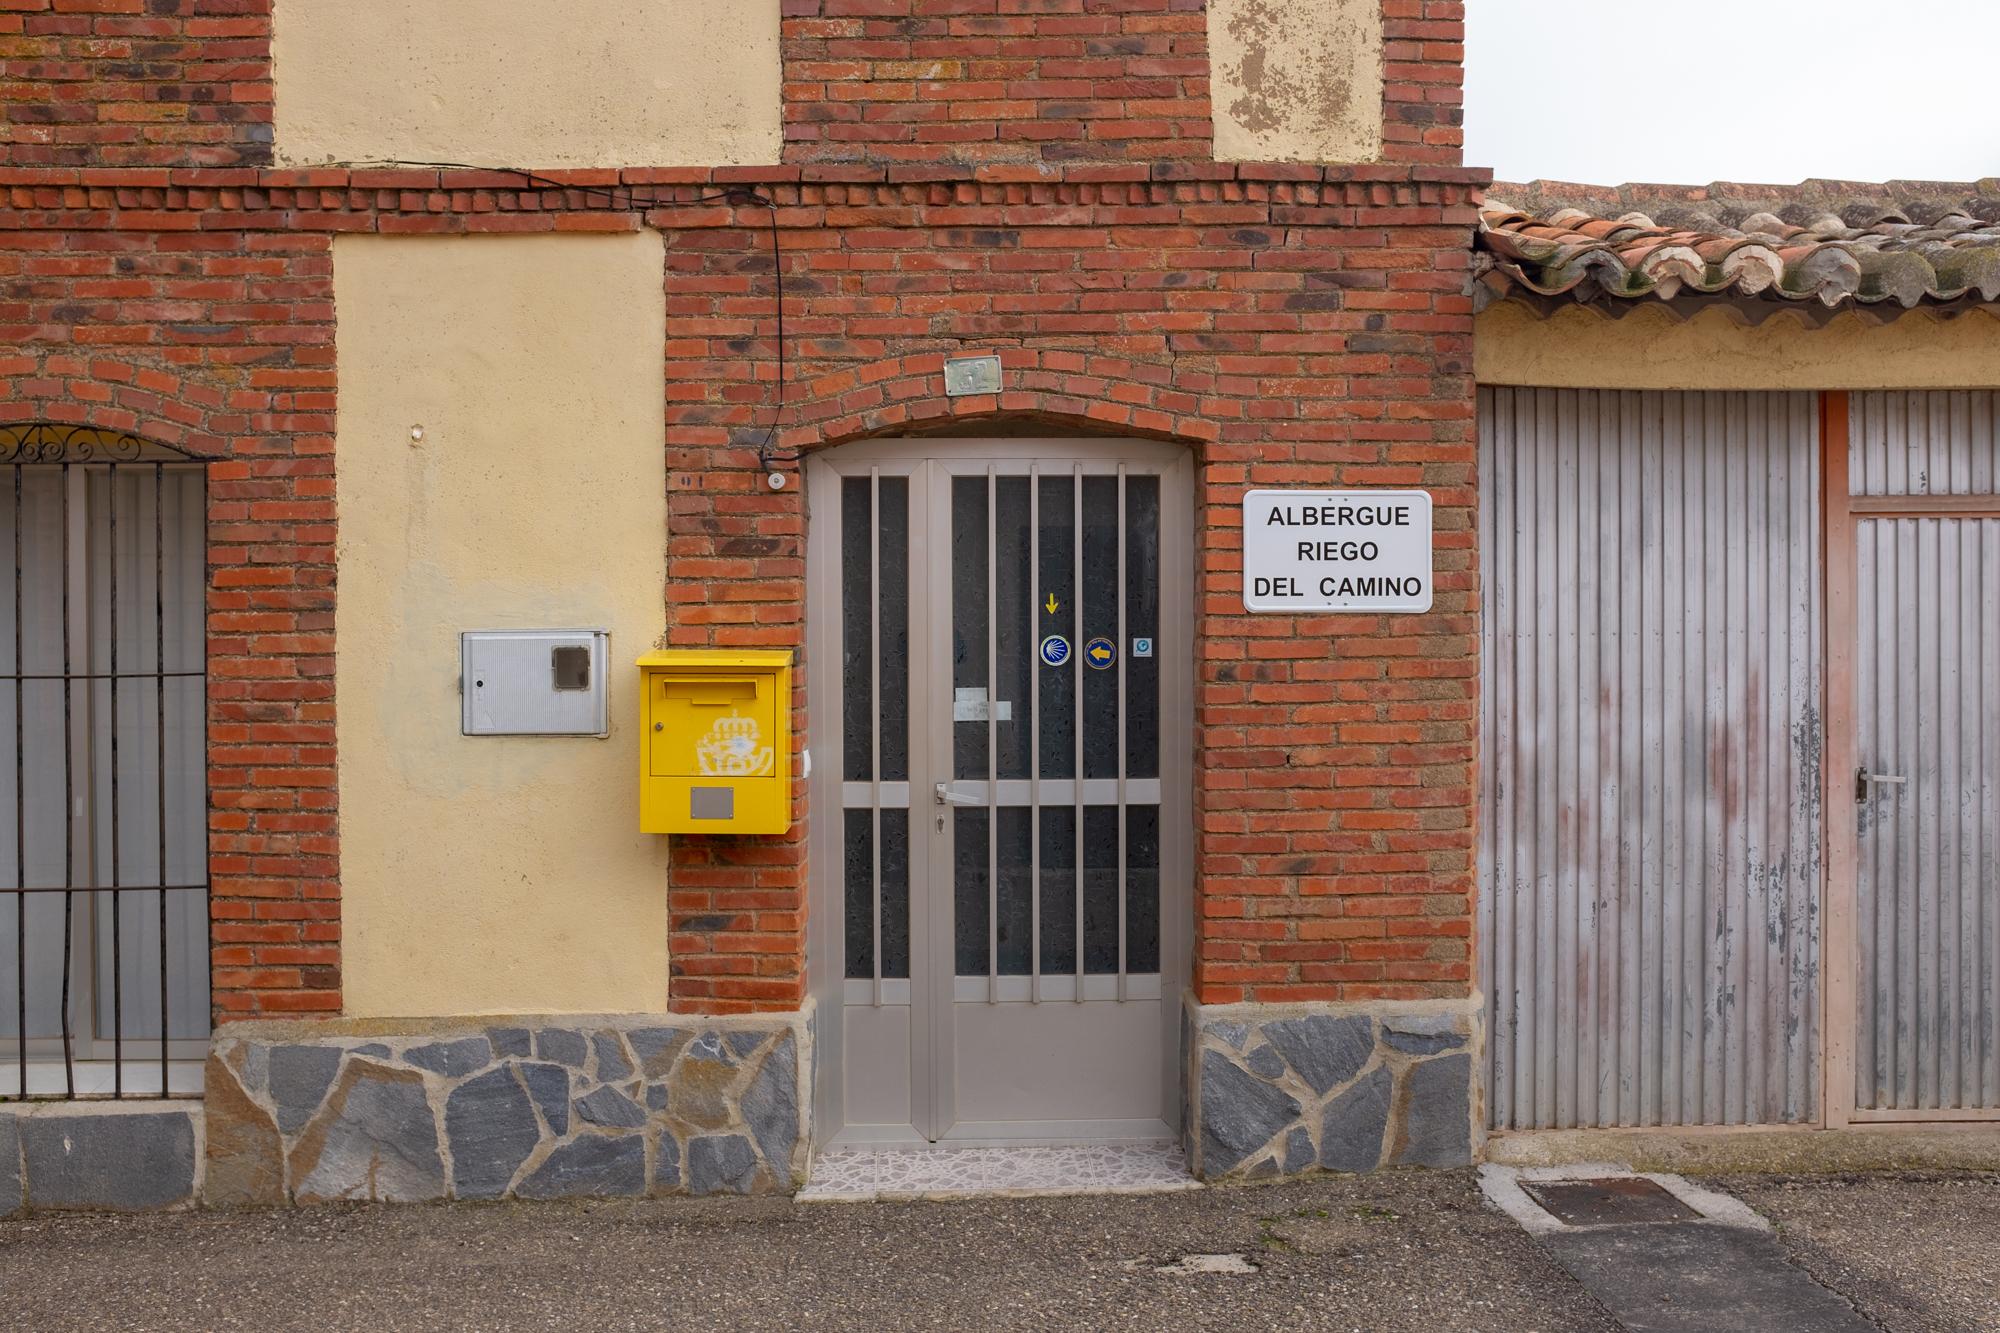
1045,593,1059,614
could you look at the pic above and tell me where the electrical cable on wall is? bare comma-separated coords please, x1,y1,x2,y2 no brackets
323,160,795,472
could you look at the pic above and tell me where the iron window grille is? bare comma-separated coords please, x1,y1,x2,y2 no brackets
1,423,211,1101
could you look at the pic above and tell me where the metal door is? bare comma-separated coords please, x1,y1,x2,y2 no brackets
1479,389,1823,1130
1842,391,2000,1119
806,439,1192,1147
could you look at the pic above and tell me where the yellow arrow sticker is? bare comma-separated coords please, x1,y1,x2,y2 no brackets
1045,592,1059,614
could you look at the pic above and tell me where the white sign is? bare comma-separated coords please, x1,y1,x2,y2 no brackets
1241,489,1433,614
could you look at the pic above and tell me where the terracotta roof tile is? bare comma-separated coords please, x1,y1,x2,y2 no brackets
1476,179,2000,316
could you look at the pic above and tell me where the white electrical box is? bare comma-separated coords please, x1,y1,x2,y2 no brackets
461,630,610,736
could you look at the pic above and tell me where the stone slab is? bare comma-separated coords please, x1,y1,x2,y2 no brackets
20,1109,198,1211
1545,1222,1877,1333
0,1113,19,1217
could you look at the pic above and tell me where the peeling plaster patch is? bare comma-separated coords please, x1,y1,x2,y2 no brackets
1209,0,1384,163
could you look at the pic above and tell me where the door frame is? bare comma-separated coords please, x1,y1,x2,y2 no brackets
1821,389,2000,1126
803,435,1196,1148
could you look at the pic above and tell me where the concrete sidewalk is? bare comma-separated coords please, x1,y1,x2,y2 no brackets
0,1169,1992,1332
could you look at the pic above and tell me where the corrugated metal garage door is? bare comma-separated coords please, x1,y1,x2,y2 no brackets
1479,389,1822,1130
1849,391,2000,1116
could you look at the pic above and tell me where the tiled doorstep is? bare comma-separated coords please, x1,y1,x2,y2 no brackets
798,1142,1201,1203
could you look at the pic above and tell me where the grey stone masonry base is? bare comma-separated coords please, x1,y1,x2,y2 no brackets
204,1008,811,1206
1184,995,1483,1180
0,1102,201,1213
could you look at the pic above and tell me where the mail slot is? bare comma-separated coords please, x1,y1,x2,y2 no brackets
636,649,791,834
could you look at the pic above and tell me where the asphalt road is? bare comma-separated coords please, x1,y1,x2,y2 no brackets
0,1169,1992,1332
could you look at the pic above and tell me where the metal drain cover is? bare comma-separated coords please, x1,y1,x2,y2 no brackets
1521,1176,1700,1227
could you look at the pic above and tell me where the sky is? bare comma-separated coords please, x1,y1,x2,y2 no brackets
1463,1,2000,186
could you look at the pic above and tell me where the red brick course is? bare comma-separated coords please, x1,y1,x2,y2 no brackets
0,0,274,169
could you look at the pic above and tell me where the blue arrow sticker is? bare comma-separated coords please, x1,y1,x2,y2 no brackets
1084,636,1117,670
1039,634,1071,668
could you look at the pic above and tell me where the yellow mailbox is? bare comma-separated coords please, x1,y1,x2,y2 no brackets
637,649,792,835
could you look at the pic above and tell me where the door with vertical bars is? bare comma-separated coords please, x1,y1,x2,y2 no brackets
2,428,209,1100
807,439,1192,1146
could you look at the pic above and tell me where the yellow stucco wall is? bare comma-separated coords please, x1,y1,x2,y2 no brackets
274,0,782,168
1477,301,2000,390
1208,0,1383,163
334,233,670,1017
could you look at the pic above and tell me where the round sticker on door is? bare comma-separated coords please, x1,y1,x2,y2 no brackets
1038,634,1071,667
1084,636,1116,670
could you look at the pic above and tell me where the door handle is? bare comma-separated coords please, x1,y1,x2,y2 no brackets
934,783,981,807
1855,767,1909,801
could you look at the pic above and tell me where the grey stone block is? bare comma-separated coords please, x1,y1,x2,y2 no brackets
518,1134,645,1200
21,1111,197,1211
685,1134,760,1195
574,1085,647,1130
1281,1125,1315,1174
1383,1030,1466,1056
517,1062,569,1136
446,1067,543,1200
645,1084,669,1112
742,1033,799,1182
203,1055,285,1206
350,1043,391,1059
268,1044,343,1135
291,1062,445,1203
0,1114,20,1217
406,1037,492,1078
1244,1044,1286,1080
592,1034,633,1083
1198,1049,1302,1175
670,1042,738,1131
1393,1053,1473,1168
724,1030,765,1059
488,1028,533,1059
1320,1065,1393,1173
1262,1015,1374,1096
628,1027,691,1079
651,1130,682,1193
536,1029,588,1068
1207,1020,1251,1050
1382,1013,1467,1056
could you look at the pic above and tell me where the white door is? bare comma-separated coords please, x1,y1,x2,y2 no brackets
808,439,1192,1146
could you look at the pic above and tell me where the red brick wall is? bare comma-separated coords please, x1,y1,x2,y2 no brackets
648,161,1484,1008
781,1,1465,170
0,0,273,169
1383,0,1465,166
781,0,1213,165
3,162,1482,1016
0,207,335,1016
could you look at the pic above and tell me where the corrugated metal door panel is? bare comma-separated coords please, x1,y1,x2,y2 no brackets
1851,391,2000,495
1854,517,2000,1111
1479,388,1822,1131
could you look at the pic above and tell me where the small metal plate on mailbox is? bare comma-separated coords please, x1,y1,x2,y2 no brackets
944,354,1003,397
690,786,736,821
